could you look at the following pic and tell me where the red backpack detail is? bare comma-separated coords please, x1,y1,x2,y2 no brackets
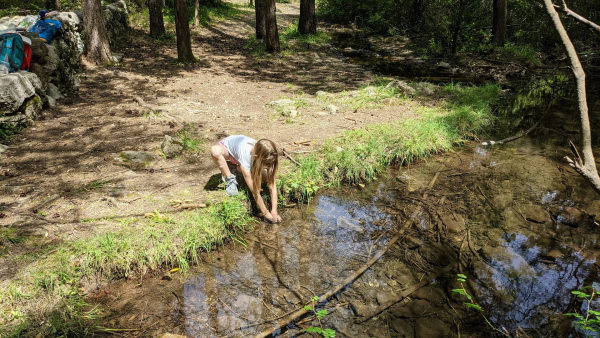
21,44,32,70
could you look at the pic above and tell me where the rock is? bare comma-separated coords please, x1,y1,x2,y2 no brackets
159,333,186,338
555,206,591,227
412,286,446,305
22,95,42,121
349,301,372,317
376,291,396,305
413,82,435,95
43,44,60,73
415,317,451,336
0,144,7,154
54,12,82,31
0,15,38,31
118,151,156,169
546,249,563,259
390,318,413,336
436,61,451,69
314,111,329,116
47,83,62,100
440,212,466,233
327,104,339,114
316,90,327,97
112,53,124,63
0,72,38,112
519,204,549,223
161,135,183,158
281,105,297,118
25,35,49,61
267,98,295,109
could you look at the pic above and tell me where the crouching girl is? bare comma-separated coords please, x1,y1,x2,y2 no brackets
210,135,282,223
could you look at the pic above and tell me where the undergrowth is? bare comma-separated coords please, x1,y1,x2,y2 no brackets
246,22,331,56
0,196,253,336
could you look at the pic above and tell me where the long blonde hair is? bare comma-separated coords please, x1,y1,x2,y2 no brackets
250,139,279,193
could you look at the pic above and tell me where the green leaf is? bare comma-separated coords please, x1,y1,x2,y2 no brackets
464,302,483,312
571,291,590,298
588,310,600,316
305,326,322,334
564,313,584,320
317,309,329,320
312,295,320,302
457,278,466,283
457,274,467,279
323,328,336,337
304,306,314,311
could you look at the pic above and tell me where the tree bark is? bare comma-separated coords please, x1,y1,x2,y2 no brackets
451,0,467,56
174,0,195,62
492,0,507,47
298,0,316,35
255,0,266,39
542,0,600,193
193,0,200,27
264,0,280,52
82,0,113,64
148,0,166,38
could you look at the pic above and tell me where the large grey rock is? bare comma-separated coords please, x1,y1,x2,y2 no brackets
281,105,297,118
47,83,62,100
0,15,37,31
0,144,7,154
44,44,59,73
327,104,339,114
54,12,81,31
161,135,183,158
268,99,295,109
0,72,38,112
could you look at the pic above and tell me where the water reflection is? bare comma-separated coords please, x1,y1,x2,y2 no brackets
476,232,597,331
182,195,392,336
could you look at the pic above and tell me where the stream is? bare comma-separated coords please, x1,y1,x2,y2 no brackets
99,116,600,337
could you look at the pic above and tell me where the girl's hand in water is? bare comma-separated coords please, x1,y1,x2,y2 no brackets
264,213,282,223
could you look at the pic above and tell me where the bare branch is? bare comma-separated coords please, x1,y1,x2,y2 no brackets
553,2,600,34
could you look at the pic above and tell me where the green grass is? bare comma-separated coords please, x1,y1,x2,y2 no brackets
495,43,542,67
278,83,501,201
0,196,253,336
177,129,205,154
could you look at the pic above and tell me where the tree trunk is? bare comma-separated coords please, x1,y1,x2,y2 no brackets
255,0,266,39
82,0,113,64
409,0,423,27
542,0,600,193
174,0,195,62
298,0,316,35
451,0,466,56
54,0,61,10
148,0,166,38
492,0,507,47
193,0,199,27
264,0,280,52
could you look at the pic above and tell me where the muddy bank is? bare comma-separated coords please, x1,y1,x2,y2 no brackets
94,113,599,336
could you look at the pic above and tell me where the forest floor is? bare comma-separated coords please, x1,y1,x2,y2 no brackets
0,0,588,335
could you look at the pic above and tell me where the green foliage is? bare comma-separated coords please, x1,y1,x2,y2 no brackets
502,73,571,115
278,155,327,202
495,43,542,67
564,285,600,335
246,22,330,56
304,296,336,337
177,128,205,154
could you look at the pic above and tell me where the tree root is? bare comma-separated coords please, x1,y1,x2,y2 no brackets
481,121,539,146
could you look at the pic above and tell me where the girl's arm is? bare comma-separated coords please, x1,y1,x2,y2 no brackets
240,166,275,222
268,181,281,222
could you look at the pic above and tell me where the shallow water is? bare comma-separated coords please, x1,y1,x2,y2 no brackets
177,131,599,337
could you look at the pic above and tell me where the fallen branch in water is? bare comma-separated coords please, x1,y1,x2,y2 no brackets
481,121,539,146
253,219,413,338
355,264,454,324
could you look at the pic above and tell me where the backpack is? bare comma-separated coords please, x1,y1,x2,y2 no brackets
0,33,25,73
29,18,62,43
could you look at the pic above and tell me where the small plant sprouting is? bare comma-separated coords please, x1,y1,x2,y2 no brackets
451,274,509,337
564,285,600,335
303,296,336,337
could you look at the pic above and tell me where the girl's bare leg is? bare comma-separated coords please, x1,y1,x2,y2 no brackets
210,144,232,178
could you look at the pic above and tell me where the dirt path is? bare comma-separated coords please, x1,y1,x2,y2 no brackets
0,2,416,283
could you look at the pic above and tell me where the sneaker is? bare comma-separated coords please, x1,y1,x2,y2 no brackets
223,174,238,196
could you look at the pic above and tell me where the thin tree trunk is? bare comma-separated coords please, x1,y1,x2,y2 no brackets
451,0,466,56
174,0,195,62
255,0,266,39
82,0,113,64
54,0,61,10
193,0,199,27
542,0,600,193
148,0,166,38
264,0,280,52
298,0,316,35
492,0,507,47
